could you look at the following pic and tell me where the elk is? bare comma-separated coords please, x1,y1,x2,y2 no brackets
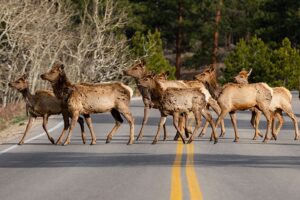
124,60,225,141
123,60,170,141
41,63,135,145
234,69,299,140
138,75,218,144
8,74,86,145
195,66,277,143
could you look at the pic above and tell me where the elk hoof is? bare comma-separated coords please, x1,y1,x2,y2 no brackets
18,141,24,145
182,139,186,144
258,132,263,138
49,137,55,144
163,135,168,141
198,132,205,137
173,135,179,141
252,136,258,140
210,137,213,142
294,135,299,140
262,138,269,143
187,139,193,144
214,139,218,144
90,140,96,145
272,135,277,141
56,140,62,145
63,140,70,146
219,133,225,138
82,135,87,144
233,139,239,143
152,139,158,145
127,139,134,145
106,137,112,144
136,135,143,141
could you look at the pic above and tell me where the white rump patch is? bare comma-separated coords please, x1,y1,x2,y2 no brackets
121,83,133,98
261,83,273,96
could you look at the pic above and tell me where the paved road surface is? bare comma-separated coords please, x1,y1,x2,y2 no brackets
0,93,300,200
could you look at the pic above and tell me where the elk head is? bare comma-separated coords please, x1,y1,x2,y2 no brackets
41,62,65,83
138,75,156,89
123,59,147,79
9,74,29,91
194,65,216,83
234,68,252,84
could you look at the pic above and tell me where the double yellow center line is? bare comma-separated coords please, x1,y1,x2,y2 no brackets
170,142,203,200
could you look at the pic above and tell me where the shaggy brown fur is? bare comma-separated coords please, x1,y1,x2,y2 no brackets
139,75,218,144
9,74,86,145
41,63,134,145
123,60,169,140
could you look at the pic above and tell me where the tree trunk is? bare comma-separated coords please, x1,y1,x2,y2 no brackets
175,0,183,79
212,0,223,69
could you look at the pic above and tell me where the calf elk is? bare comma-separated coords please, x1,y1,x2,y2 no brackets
9,74,86,145
234,69,299,140
41,63,135,145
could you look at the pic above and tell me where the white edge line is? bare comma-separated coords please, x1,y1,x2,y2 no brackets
0,121,64,155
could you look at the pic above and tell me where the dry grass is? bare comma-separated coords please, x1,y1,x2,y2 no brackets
0,102,26,131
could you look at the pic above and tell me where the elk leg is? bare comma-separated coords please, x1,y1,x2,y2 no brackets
262,109,274,143
84,114,97,145
163,123,168,141
199,121,209,137
18,116,35,145
274,112,284,137
252,109,262,140
173,115,185,141
77,116,86,144
209,98,226,137
188,111,202,144
215,109,228,139
106,109,123,144
202,109,218,144
63,111,79,146
172,112,185,144
56,111,70,145
229,112,239,142
283,107,299,140
119,108,135,145
136,106,149,141
153,115,166,144
42,114,55,144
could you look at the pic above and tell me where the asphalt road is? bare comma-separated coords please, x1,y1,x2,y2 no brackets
0,92,300,200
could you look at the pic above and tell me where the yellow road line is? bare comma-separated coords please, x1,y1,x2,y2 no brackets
186,143,203,200
170,142,184,200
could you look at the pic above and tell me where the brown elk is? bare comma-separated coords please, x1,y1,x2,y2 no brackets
8,74,86,145
124,60,225,141
138,75,218,144
123,60,170,141
41,63,135,145
234,69,299,140
195,66,277,143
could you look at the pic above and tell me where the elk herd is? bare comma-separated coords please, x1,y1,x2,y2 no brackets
8,61,299,146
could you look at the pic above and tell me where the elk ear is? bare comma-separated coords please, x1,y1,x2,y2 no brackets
164,71,170,77
247,68,252,77
140,59,146,66
59,63,65,70
22,73,28,79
